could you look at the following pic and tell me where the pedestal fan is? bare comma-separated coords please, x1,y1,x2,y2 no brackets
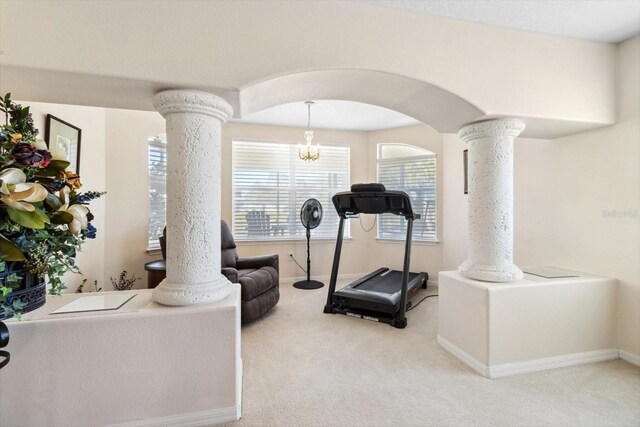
293,198,324,289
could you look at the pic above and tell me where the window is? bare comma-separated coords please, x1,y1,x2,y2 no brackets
376,143,437,242
148,134,167,250
232,140,350,240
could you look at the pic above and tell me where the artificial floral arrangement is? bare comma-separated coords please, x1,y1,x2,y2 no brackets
0,93,104,317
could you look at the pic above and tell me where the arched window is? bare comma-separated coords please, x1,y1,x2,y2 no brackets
376,143,437,242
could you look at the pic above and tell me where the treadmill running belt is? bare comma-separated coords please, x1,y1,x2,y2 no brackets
353,270,419,294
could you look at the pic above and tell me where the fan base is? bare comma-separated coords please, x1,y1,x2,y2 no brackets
293,279,324,290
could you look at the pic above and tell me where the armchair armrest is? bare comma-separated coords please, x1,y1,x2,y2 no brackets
236,254,279,273
221,267,239,283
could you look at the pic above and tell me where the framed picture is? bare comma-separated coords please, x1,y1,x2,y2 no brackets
463,149,468,194
45,114,82,174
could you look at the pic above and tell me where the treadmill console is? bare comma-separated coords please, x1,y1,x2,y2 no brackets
333,183,417,220
351,183,386,192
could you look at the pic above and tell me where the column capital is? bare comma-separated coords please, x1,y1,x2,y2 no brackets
458,118,525,142
153,89,233,122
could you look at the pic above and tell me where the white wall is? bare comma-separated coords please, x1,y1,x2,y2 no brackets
20,102,107,292
613,36,640,358
104,108,166,288
441,133,469,271
516,36,639,357
441,36,640,358
367,125,444,282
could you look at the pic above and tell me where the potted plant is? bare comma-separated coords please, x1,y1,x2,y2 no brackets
0,93,104,319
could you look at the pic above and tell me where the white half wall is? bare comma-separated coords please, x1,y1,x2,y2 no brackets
0,288,242,426
438,270,618,377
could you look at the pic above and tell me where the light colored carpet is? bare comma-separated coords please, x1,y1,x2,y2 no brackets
224,280,640,427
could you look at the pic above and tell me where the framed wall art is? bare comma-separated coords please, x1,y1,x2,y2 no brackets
45,114,82,174
463,149,468,194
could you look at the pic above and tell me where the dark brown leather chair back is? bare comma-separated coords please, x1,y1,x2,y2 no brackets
221,220,239,268
159,228,167,259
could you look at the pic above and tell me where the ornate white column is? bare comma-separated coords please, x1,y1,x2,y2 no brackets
458,118,525,282
152,90,233,306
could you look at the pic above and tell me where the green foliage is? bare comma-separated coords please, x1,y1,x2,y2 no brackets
7,207,48,229
50,211,73,225
2,299,26,320
42,160,70,174
0,262,21,305
0,235,25,261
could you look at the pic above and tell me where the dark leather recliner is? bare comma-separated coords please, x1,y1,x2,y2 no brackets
158,222,280,324
220,220,280,324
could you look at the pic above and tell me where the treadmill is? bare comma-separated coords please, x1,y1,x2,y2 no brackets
323,183,429,328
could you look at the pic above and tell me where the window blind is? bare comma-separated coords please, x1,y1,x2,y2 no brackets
232,140,350,240
377,153,437,242
148,136,167,250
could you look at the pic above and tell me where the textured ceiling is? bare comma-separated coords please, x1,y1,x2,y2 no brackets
363,0,640,43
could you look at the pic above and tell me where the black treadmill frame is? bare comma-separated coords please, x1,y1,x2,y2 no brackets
323,185,426,328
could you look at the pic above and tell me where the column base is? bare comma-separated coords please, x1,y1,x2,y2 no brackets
458,259,523,282
152,274,233,306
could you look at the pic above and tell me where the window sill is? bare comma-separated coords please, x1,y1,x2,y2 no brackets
376,239,439,246
147,239,352,252
237,237,352,246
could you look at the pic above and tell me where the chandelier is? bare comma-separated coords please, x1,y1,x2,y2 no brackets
298,101,320,161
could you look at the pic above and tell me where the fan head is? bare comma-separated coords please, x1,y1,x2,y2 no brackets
300,198,323,229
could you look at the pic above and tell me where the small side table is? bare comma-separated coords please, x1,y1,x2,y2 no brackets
144,260,166,289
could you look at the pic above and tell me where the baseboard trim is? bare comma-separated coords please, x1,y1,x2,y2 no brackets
619,350,640,367
237,357,243,419
108,406,240,427
437,335,621,379
437,335,489,377
488,349,619,379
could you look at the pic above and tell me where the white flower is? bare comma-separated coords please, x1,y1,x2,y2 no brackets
58,203,89,235
0,168,48,212
33,139,48,150
0,168,27,195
